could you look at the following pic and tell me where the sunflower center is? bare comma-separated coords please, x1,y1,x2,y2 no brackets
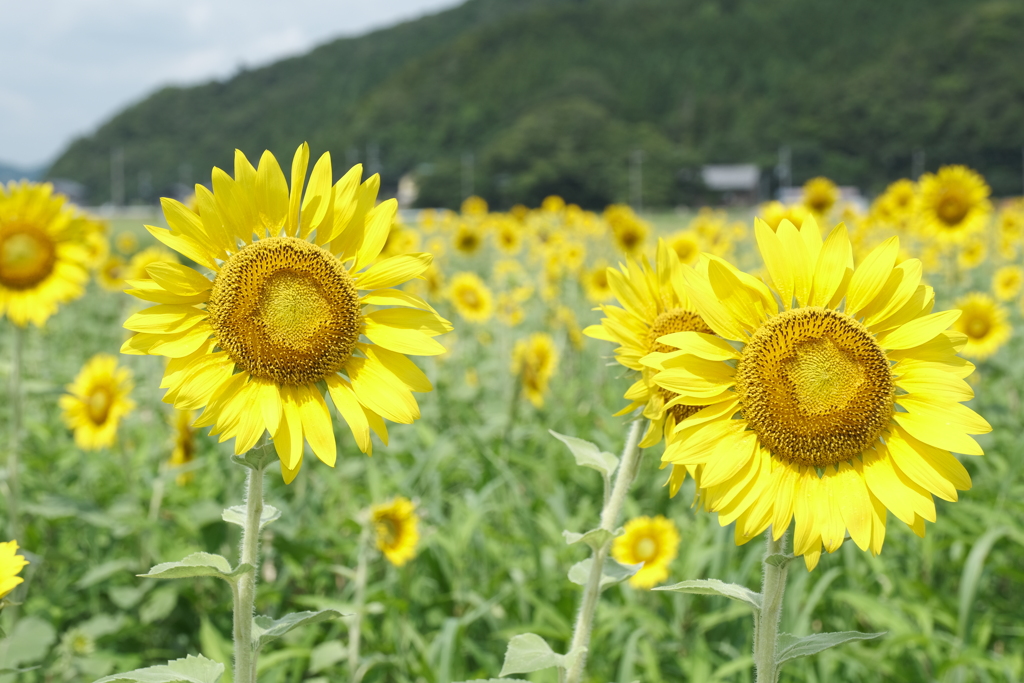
457,286,481,310
377,516,399,546
634,537,658,562
0,225,58,290
965,315,990,340
87,388,113,426
937,191,969,226
647,308,716,424
208,237,361,385
618,227,641,250
736,307,894,468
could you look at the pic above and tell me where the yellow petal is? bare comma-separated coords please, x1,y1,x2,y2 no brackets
364,308,451,336
255,378,282,435
846,235,899,316
286,143,310,237
299,152,334,239
319,164,363,245
363,345,432,392
145,225,218,270
145,262,213,297
194,184,233,255
354,199,398,271
280,450,303,485
361,288,438,314
274,386,304,470
296,384,336,466
233,380,267,454
835,461,871,551
699,430,757,488
355,253,433,291
776,221,812,307
124,305,207,334
755,218,794,309
362,323,446,356
330,174,380,260
862,260,922,328
348,357,419,424
876,310,960,350
707,259,762,330
124,279,208,305
809,223,851,307
895,394,991,435
161,197,207,242
255,150,289,236
120,323,213,358
886,426,960,501
325,375,371,454
680,265,749,341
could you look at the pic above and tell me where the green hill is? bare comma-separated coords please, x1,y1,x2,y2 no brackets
48,0,1024,207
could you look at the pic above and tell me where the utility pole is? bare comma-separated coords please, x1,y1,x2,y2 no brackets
776,145,792,191
629,149,644,212
111,147,125,206
461,151,475,200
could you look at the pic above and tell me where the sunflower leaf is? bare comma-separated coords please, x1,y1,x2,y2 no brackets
764,553,795,568
775,631,885,664
140,553,252,583
568,558,642,589
221,504,281,531
654,579,762,610
562,528,615,550
230,444,277,471
92,654,224,683
498,633,585,676
549,431,619,478
252,609,346,651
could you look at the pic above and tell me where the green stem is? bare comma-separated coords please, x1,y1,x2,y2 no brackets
6,324,22,541
349,523,371,683
233,460,265,683
563,417,644,683
753,531,788,683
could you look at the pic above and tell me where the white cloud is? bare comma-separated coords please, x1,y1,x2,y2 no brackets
0,0,461,168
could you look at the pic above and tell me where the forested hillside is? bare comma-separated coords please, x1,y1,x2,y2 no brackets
49,0,1024,207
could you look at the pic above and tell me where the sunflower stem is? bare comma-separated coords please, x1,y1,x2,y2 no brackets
754,531,788,683
564,417,644,683
233,456,266,683
5,324,22,541
348,521,372,683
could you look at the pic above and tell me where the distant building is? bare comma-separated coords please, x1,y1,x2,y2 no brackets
700,164,761,204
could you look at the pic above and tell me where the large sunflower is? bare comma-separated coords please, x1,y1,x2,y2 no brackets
644,219,990,569
121,144,452,483
0,181,91,327
916,165,992,242
59,354,135,451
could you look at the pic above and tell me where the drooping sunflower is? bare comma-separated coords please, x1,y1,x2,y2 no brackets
448,272,494,323
168,409,198,485
370,496,419,567
512,333,558,408
583,240,718,460
121,144,452,483
0,181,91,327
952,293,1010,360
611,515,681,589
916,165,992,242
992,266,1023,302
0,540,29,600
802,177,840,216
59,354,135,451
644,219,990,569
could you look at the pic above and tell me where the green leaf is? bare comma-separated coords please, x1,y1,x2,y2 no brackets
92,654,224,683
957,526,1010,642
251,609,345,650
764,553,794,568
199,618,233,683
308,641,347,674
775,631,885,664
0,615,57,668
77,558,139,588
562,528,614,550
568,558,642,589
221,504,281,531
549,431,619,478
452,679,528,682
498,633,585,676
140,586,179,624
140,553,252,583
655,579,762,610
230,445,276,471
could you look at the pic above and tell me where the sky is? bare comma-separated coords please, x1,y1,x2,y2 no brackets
0,0,461,169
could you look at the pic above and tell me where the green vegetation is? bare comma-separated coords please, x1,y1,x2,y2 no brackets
49,0,1024,207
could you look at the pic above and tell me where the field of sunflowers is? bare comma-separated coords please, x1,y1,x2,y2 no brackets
1,150,1023,683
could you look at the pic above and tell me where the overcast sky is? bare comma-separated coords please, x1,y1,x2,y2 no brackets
0,0,461,169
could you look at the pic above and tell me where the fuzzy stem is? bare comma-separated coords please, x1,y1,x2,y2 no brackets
233,460,265,683
754,531,788,683
5,325,22,541
563,418,644,683
348,523,372,683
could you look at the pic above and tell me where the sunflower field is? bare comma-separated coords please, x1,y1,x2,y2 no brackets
1,155,1023,683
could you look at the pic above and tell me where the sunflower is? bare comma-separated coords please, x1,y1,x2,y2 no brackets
512,333,558,408
454,222,483,255
493,217,524,254
379,223,420,260
0,181,91,327
916,165,992,242
611,515,681,589
121,144,452,483
605,204,648,255
667,230,701,265
802,177,840,216
0,540,29,600
644,219,990,569
124,245,178,282
582,261,613,303
758,201,810,232
872,179,917,231
461,195,489,217
957,238,986,271
448,272,494,323
993,266,1023,302
952,293,1010,360
497,286,532,327
98,257,128,292
59,354,135,451
583,240,717,460
371,496,419,567
116,231,139,256
168,409,198,485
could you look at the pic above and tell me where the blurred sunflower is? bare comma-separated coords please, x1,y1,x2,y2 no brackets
121,144,451,483
512,333,558,408
646,220,990,569
604,204,648,255
612,515,680,589
0,181,91,327
802,177,840,216
496,286,532,327
0,540,28,600
461,195,488,217
916,165,992,242
494,218,524,254
957,238,986,271
168,409,198,485
453,222,483,255
59,354,135,451
379,223,420,260
448,272,494,323
371,496,419,567
115,231,139,256
666,230,701,265
758,201,809,232
952,293,1010,360
992,266,1023,302
582,261,613,303
124,245,178,282
98,257,127,292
